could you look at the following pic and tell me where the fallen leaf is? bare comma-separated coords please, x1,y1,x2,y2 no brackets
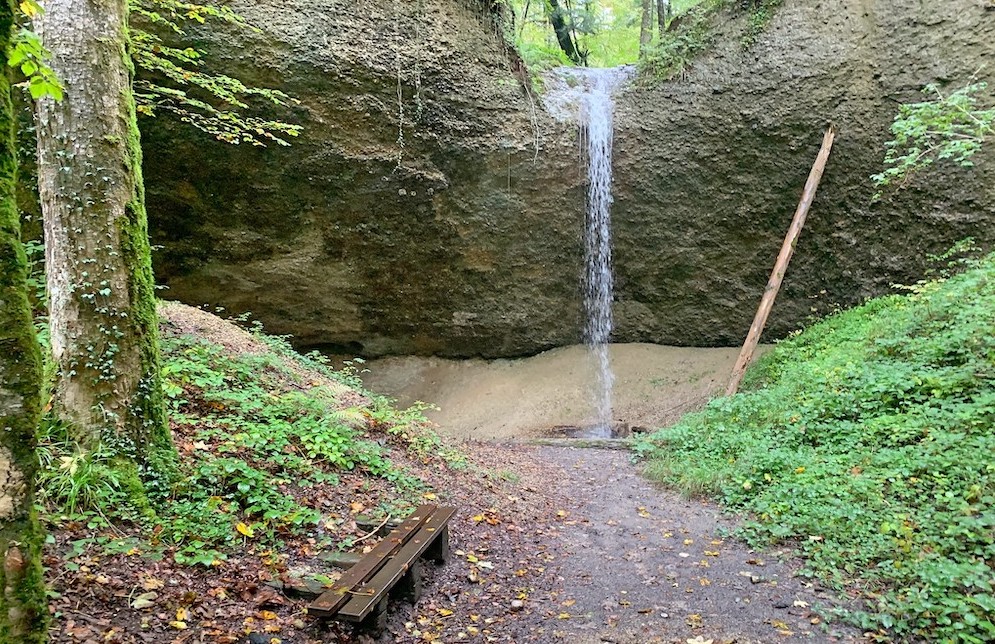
169,621,187,630
131,592,157,609
236,522,255,538
140,576,164,591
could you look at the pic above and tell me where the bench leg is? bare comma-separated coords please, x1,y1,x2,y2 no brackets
395,559,423,603
426,524,450,564
359,596,389,636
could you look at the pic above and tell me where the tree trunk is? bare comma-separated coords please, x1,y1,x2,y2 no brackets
34,0,169,460
657,0,669,35
639,0,654,57
0,1,47,640
545,0,581,64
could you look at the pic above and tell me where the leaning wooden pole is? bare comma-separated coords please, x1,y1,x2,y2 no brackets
726,125,837,396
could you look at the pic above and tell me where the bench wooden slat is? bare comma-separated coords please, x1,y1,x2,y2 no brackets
308,504,436,617
337,505,456,622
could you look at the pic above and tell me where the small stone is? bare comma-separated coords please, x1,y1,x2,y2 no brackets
774,599,791,609
510,599,525,612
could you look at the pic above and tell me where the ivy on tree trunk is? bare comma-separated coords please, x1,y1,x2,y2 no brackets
34,0,171,472
0,0,47,640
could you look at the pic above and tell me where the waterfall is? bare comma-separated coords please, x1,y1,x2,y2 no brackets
580,72,618,437
543,66,630,437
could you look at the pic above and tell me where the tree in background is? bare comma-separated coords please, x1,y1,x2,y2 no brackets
545,0,584,64
639,0,653,57
0,0,46,638
34,0,172,479
508,0,701,68
657,0,670,35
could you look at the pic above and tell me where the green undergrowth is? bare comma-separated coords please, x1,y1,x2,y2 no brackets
739,0,783,48
38,307,460,566
636,252,995,642
639,0,722,81
638,0,783,82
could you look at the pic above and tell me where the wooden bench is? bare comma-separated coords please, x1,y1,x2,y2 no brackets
308,504,454,632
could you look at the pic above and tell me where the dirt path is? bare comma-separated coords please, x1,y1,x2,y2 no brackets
370,444,862,644
528,447,860,643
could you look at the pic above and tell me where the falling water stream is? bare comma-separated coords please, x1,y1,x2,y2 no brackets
581,71,619,436
544,66,632,437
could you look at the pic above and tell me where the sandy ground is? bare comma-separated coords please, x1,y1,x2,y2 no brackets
361,344,765,439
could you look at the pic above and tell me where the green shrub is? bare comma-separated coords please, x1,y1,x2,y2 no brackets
636,252,995,641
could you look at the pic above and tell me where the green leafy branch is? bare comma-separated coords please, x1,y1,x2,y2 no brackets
7,0,63,100
873,80,995,197
130,0,302,146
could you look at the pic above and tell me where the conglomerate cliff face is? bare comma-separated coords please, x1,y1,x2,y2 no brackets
143,0,995,358
610,0,995,345
144,0,586,358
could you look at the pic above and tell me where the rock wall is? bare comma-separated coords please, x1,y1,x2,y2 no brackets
144,0,586,358
610,0,995,345
144,0,995,357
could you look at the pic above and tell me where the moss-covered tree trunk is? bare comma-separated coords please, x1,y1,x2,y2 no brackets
34,0,169,461
0,1,47,641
